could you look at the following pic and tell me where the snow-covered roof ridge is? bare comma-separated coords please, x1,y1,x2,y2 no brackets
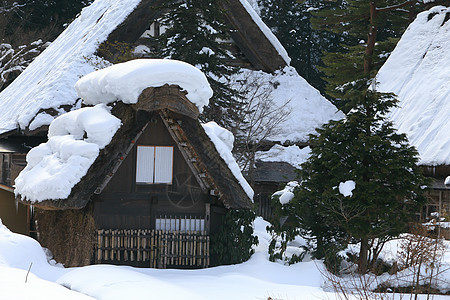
0,0,141,135
202,121,254,200
75,59,213,113
377,6,450,166
239,0,291,65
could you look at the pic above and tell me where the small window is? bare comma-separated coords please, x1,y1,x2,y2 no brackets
136,146,173,184
155,216,205,232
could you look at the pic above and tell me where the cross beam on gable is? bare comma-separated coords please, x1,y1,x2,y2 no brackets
94,122,151,195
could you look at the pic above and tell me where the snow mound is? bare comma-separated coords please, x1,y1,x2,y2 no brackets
233,67,343,143
256,144,311,168
338,180,356,197
0,0,140,134
272,181,299,205
377,6,450,165
0,219,66,281
75,59,213,113
15,104,121,202
202,121,254,200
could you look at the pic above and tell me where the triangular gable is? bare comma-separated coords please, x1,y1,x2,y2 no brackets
95,110,216,196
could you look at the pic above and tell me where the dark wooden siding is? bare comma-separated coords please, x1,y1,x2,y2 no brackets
0,189,29,235
95,113,208,230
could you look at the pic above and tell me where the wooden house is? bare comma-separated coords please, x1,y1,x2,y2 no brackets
0,0,340,261
252,161,297,220
14,59,253,268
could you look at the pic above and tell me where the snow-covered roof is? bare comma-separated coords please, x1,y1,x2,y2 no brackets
0,0,141,135
0,0,339,148
202,122,254,200
256,144,311,168
15,60,253,204
15,104,121,202
235,67,344,144
239,0,291,65
76,59,212,112
377,6,450,166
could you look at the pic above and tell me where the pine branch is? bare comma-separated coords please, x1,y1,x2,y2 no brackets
376,1,415,13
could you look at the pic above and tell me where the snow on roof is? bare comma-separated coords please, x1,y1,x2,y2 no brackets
235,67,343,144
15,104,121,202
377,6,450,166
75,59,213,112
256,144,311,168
0,0,141,135
272,181,299,205
239,0,291,65
202,121,254,200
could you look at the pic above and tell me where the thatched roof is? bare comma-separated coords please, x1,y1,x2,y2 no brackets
377,6,450,166
0,0,288,137
21,85,252,210
253,161,298,183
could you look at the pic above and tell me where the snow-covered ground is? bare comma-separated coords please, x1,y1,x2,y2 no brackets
1,217,450,299
0,218,334,299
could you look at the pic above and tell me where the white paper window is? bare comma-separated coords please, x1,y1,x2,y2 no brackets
155,217,205,232
136,146,173,184
154,147,173,183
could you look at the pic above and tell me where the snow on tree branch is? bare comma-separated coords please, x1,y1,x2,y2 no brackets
0,40,49,91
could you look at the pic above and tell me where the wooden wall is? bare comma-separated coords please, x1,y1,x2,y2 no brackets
94,113,210,231
0,189,29,235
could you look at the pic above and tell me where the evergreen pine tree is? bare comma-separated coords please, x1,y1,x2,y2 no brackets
312,0,423,107
1,0,92,45
154,0,243,128
291,90,428,273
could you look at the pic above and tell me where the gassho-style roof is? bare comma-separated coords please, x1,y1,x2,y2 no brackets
377,6,450,166
0,0,341,145
14,59,253,210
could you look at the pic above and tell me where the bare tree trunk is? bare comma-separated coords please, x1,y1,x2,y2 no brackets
364,1,377,74
358,237,369,274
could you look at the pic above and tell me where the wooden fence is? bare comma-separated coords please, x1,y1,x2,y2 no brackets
95,229,209,268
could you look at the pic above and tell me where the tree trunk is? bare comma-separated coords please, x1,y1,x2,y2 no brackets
364,2,377,74
358,237,369,274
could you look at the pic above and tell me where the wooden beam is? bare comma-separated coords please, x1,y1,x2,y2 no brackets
95,122,150,194
0,183,14,193
159,111,211,193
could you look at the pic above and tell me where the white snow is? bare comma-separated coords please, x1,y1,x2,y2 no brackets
0,0,141,134
256,144,311,168
239,0,291,65
233,67,343,143
2,217,450,299
75,59,213,113
133,45,151,56
202,121,254,200
0,217,343,300
14,104,121,202
28,113,55,131
272,181,299,205
338,180,356,197
377,6,450,165
445,176,450,185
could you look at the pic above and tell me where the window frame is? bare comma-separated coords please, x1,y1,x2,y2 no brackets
136,145,173,185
